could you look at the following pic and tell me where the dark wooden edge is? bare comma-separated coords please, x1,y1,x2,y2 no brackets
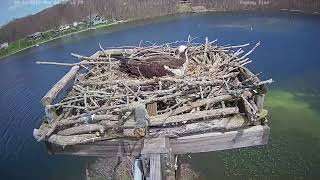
46,139,143,156
46,125,270,156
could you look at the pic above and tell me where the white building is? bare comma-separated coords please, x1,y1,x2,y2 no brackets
0,42,9,50
93,15,107,26
59,25,71,32
27,32,43,40
73,22,78,27
85,14,107,26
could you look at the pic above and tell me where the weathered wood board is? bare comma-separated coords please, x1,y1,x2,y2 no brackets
170,124,270,154
46,139,143,156
47,125,270,156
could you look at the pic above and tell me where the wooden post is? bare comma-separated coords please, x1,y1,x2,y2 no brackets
134,103,148,138
242,97,255,123
175,155,181,180
150,154,162,180
147,102,157,116
141,138,175,180
255,94,265,109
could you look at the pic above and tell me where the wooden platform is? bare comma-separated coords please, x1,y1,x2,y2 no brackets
35,39,272,180
47,125,269,156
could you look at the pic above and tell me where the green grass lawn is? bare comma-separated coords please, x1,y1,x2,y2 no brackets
0,22,113,60
176,4,193,13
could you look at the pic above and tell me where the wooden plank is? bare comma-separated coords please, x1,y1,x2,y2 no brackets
46,139,143,156
150,154,162,180
170,125,270,154
47,125,270,156
41,65,80,106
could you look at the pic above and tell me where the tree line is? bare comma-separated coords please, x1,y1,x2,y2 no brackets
1,0,319,43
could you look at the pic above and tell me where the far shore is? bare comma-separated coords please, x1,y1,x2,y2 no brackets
1,8,319,60
0,20,128,60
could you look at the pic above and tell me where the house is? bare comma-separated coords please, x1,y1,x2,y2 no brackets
0,42,9,50
93,15,107,25
73,22,78,27
85,14,107,26
58,24,70,32
27,32,43,40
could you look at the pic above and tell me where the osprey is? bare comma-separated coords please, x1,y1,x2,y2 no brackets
120,45,188,78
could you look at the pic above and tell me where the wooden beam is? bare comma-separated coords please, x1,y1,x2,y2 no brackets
41,65,80,106
170,125,270,154
46,139,143,156
46,125,269,156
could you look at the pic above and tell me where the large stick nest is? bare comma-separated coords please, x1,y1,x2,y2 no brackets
36,37,272,146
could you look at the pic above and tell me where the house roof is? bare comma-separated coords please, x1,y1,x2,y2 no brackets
27,32,43,38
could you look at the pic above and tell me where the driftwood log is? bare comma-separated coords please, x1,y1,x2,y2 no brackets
41,65,80,106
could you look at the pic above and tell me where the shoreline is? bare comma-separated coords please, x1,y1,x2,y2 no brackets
0,21,127,60
1,9,319,60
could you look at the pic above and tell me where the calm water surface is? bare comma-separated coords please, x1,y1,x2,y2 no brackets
0,12,320,180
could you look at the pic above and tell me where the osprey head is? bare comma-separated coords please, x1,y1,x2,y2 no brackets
178,45,187,53
175,45,187,57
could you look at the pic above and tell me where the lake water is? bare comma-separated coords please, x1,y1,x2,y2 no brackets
1,12,320,180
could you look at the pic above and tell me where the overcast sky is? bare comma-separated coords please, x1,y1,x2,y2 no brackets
0,0,63,26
